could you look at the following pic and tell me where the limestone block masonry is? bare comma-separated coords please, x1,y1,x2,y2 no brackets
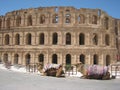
0,6,119,66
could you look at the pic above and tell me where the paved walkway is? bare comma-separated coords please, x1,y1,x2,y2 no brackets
0,69,120,90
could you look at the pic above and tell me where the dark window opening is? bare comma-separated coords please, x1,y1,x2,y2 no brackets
52,33,58,45
6,18,11,29
5,34,10,45
25,54,30,65
105,34,110,46
40,15,45,24
79,33,85,45
38,54,44,64
80,54,85,64
66,33,71,45
15,34,20,45
93,54,98,65
16,16,21,27
104,17,109,29
106,55,110,66
66,54,71,65
39,33,44,45
3,54,8,63
52,54,57,64
26,33,32,45
27,15,32,26
14,54,19,64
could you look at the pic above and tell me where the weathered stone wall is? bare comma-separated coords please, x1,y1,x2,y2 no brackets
0,7,119,66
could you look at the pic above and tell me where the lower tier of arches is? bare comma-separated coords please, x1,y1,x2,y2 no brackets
0,48,117,66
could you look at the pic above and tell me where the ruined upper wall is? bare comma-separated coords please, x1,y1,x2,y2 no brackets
0,6,119,30
4,6,108,17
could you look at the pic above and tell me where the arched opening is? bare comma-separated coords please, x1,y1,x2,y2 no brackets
27,15,32,26
106,55,110,66
92,15,97,24
39,33,44,45
79,33,85,45
65,14,71,23
54,7,59,12
52,54,57,64
25,54,30,65
15,34,20,45
52,14,58,23
93,54,98,65
16,16,21,27
40,15,45,24
66,54,71,65
66,33,71,45
38,54,44,64
105,34,110,46
6,18,10,29
5,34,10,45
78,14,85,24
104,17,109,29
3,53,8,63
14,54,19,64
52,32,58,45
93,33,98,45
80,54,85,64
26,33,31,45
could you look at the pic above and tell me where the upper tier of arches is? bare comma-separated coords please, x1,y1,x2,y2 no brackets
0,7,113,30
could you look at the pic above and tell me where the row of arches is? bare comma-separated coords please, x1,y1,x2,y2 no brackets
0,14,109,29
3,53,111,66
3,32,110,46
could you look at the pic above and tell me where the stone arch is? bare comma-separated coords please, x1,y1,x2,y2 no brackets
104,17,109,29
38,54,44,64
25,53,31,65
26,33,32,45
3,53,8,63
14,54,19,64
105,34,110,46
16,16,21,27
93,54,98,65
106,55,111,66
39,33,44,45
15,34,20,45
5,34,10,45
92,33,98,45
27,15,32,26
66,54,71,65
66,33,71,45
80,54,85,64
65,13,71,23
92,15,97,24
40,14,45,24
6,18,11,29
52,54,58,64
79,33,85,45
52,32,58,45
52,14,58,23
78,14,85,24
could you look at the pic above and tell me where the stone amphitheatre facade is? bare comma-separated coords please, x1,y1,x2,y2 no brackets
0,7,120,66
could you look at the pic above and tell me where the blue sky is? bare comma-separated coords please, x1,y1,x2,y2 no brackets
0,0,120,18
